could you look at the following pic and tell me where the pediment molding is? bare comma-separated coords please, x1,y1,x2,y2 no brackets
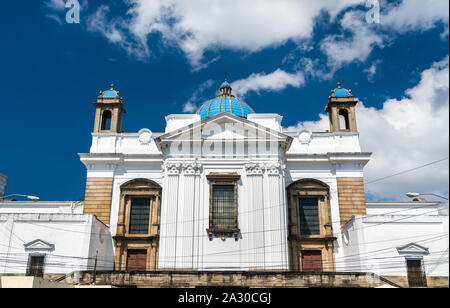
24,239,55,251
397,243,429,255
156,113,292,145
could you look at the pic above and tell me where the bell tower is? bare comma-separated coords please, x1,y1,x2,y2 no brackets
93,84,126,133
326,83,358,133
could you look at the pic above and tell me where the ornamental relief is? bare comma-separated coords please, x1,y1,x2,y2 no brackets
182,162,202,175
245,162,284,175
245,163,264,175
163,162,202,175
266,163,284,175
164,162,182,175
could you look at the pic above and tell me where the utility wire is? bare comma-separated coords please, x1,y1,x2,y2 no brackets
365,157,449,185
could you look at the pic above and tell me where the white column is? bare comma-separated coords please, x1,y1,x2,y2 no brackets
265,163,289,270
245,163,265,269
158,163,181,269
176,163,201,269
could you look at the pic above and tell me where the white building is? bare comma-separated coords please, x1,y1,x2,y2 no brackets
0,79,447,287
0,201,113,277
341,201,449,287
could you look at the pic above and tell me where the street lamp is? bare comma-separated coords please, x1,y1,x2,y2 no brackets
406,192,449,201
0,194,40,201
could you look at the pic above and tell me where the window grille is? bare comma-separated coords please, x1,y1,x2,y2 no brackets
407,259,427,287
298,198,320,235
212,185,235,229
27,255,45,277
129,198,151,234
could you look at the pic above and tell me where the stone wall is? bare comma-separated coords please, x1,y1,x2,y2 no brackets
382,276,449,288
64,271,398,288
83,178,114,225
336,178,366,225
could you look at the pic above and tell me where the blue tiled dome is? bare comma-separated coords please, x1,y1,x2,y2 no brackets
332,83,353,98
198,96,253,119
102,90,118,99
101,84,119,99
334,88,351,97
197,78,254,119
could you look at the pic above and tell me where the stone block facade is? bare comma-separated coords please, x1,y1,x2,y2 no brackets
63,271,398,288
336,177,366,225
83,178,114,225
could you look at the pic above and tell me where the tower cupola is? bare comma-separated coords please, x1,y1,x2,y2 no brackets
93,84,126,133
326,83,358,133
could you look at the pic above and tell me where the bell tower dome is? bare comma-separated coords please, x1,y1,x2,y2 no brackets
326,83,358,133
93,84,126,133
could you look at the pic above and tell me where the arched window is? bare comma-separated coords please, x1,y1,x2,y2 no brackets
287,179,335,272
101,110,112,131
115,179,162,272
339,109,350,130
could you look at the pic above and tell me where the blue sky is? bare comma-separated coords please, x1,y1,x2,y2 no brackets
0,0,448,201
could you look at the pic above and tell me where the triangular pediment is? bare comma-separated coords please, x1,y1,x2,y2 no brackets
397,243,429,255
24,239,55,251
156,112,292,145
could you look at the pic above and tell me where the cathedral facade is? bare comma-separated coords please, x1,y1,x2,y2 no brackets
80,79,370,273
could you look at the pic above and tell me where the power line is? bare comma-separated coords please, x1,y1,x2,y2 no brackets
365,157,449,185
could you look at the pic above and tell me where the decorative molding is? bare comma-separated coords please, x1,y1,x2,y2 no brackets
138,128,153,145
245,163,264,175
24,239,55,251
182,162,202,176
298,129,312,145
165,162,182,175
266,163,283,175
397,243,430,256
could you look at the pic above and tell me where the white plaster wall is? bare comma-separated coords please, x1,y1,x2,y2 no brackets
366,202,442,216
165,114,201,133
287,132,363,154
0,214,112,275
247,114,283,132
158,161,289,271
342,213,449,277
0,202,83,214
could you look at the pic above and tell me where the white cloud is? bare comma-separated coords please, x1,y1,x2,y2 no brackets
364,59,382,82
382,0,449,33
320,10,384,72
285,57,449,201
45,0,66,11
82,0,448,71
232,69,305,97
182,69,305,112
86,0,362,68
317,0,449,76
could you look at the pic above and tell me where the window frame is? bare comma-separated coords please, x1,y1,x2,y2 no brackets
128,197,152,235
124,195,154,236
406,257,427,287
206,172,240,241
298,197,321,236
26,254,46,277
